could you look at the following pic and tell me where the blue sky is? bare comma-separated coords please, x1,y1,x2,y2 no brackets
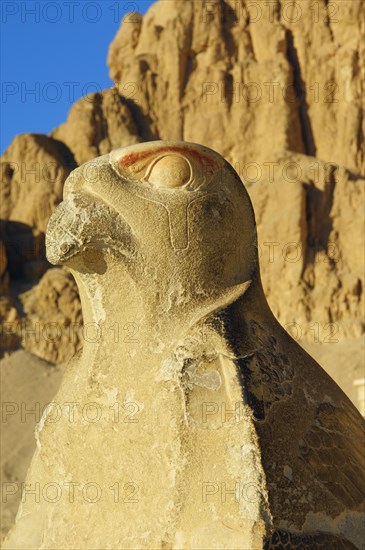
1,0,156,154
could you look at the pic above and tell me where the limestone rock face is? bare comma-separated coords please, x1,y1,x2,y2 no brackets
19,268,83,364
246,152,365,338
108,0,365,173
1,134,75,233
51,89,141,166
0,134,75,279
4,142,364,550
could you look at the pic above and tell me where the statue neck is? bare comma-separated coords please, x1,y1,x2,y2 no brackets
71,265,275,360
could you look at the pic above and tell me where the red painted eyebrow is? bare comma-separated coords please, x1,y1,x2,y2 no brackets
118,145,219,170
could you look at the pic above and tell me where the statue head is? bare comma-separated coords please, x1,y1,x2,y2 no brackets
46,141,260,331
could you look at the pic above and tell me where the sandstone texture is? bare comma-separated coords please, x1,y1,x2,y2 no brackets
4,141,364,549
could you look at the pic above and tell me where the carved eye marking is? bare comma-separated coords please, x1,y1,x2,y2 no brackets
144,154,193,188
110,144,222,191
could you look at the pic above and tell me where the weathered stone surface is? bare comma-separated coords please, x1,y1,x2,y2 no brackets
19,268,83,364
51,88,141,166
1,134,75,233
108,0,365,173
0,134,75,279
246,152,365,339
302,337,365,413
0,300,20,358
4,142,364,550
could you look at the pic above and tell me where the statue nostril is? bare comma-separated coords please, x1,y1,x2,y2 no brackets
60,242,73,254
146,155,192,188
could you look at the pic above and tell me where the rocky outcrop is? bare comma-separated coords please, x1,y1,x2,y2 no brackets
19,268,82,364
0,134,75,280
1,134,75,233
247,152,364,339
51,89,141,165
108,0,365,173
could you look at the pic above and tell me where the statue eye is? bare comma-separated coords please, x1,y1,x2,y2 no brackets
110,143,223,191
144,155,193,188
